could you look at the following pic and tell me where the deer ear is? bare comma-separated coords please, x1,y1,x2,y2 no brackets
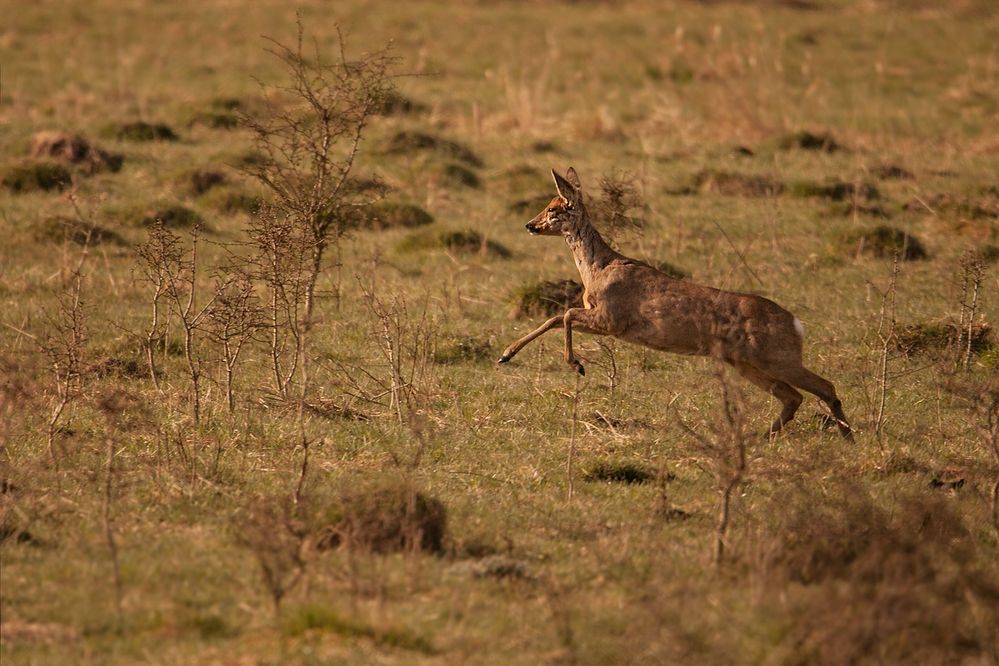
552,169,579,201
565,167,582,190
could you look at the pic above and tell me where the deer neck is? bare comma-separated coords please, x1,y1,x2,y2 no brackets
564,208,618,288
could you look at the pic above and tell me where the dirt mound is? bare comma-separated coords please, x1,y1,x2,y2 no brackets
777,130,844,152
316,481,447,554
582,460,655,485
895,318,993,358
182,168,227,196
386,131,482,168
509,279,583,318
138,204,203,229
787,179,879,201
397,228,511,258
434,335,493,364
106,121,178,142
840,225,928,260
689,169,783,197
439,163,480,189
353,202,433,230
29,131,123,174
2,162,72,193
34,216,127,246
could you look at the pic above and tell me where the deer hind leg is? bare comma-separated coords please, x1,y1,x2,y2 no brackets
732,362,803,435
775,366,854,441
498,314,564,364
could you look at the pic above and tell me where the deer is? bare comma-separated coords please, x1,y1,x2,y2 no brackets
498,167,854,440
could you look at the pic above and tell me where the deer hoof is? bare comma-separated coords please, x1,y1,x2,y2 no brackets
497,354,511,364
574,363,585,376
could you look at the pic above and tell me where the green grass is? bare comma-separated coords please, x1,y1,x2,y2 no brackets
2,0,999,663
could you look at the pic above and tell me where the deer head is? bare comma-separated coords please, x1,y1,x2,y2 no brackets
525,167,585,237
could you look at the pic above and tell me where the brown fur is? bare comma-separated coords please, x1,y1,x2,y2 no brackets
498,167,853,439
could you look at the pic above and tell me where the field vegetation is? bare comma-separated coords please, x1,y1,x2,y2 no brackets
1,0,998,663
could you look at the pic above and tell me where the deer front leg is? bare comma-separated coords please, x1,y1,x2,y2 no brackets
497,314,564,364
563,308,608,376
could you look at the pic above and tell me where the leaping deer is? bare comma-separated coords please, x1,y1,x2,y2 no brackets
498,167,854,440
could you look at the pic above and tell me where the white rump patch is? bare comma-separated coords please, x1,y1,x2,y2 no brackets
793,317,805,339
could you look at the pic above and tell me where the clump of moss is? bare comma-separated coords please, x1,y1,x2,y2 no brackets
509,279,583,318
2,162,72,193
895,318,993,358
777,130,843,152
105,121,179,142
582,460,656,485
397,229,511,258
687,169,783,197
33,216,127,246
138,204,203,229
439,163,480,189
199,188,262,215
840,225,927,260
434,335,493,364
385,131,483,168
316,480,447,555
353,202,433,230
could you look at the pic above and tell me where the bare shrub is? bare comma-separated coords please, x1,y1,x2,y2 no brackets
241,19,396,327
234,498,311,613
677,359,750,565
590,170,646,247
204,272,263,413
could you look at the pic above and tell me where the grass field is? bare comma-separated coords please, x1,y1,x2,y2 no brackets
2,0,998,663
